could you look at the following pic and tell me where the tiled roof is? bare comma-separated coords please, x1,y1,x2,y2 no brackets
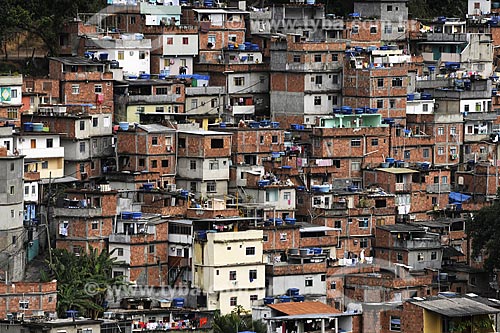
268,301,340,316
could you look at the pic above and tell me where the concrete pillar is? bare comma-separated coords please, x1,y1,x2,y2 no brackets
321,319,326,333
298,321,304,333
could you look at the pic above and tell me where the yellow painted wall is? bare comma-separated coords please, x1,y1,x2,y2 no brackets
423,309,442,333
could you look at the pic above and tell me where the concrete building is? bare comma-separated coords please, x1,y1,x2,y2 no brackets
373,224,443,271
353,0,409,45
176,129,232,199
270,35,346,128
193,229,266,314
0,148,26,282
85,36,152,77
0,74,23,127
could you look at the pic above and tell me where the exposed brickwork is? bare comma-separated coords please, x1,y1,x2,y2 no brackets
0,281,58,319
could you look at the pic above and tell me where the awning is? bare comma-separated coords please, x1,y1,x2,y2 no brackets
40,176,78,184
449,192,471,203
300,226,339,233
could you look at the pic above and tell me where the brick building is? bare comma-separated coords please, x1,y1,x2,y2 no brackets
0,281,57,319
116,124,177,188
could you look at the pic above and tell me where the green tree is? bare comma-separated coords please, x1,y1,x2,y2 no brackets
466,201,500,273
213,307,266,333
47,246,124,319
3,0,105,56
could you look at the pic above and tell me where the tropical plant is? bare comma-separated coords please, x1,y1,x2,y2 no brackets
213,307,266,333
47,246,124,319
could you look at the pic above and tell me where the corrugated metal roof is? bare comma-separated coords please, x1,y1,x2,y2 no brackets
377,224,425,233
409,297,500,317
268,301,339,316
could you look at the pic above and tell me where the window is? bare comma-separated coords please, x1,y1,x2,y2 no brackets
384,25,393,34
314,96,321,105
149,244,155,253
250,295,258,301
332,74,339,85
351,161,361,171
7,108,17,119
351,139,361,147
280,233,287,241
117,248,124,256
360,238,368,248
246,247,256,255
94,84,102,93
19,300,29,310
438,127,444,135
211,139,224,148
209,160,219,170
207,181,216,192
190,182,197,192
305,278,313,287
234,77,245,86
370,26,377,34
139,51,146,59
118,51,124,60
417,253,424,261
46,138,53,148
397,252,403,261
80,120,85,131
422,103,429,112
464,104,470,112
377,99,384,108
390,316,401,331
151,160,158,168
230,297,237,307
72,84,80,94
315,75,323,85
293,55,301,63
377,78,384,87
24,185,29,195
152,136,159,145
249,269,257,280
438,147,444,155
91,221,99,230
390,99,396,108
10,186,14,195
371,138,378,146
431,251,437,260
136,106,145,113
442,176,448,184
182,37,189,45
130,16,136,24
79,142,86,153
314,54,322,62
392,78,403,87
229,271,237,280
334,220,341,229
263,234,268,242
191,99,198,110
272,135,278,143
398,26,405,33
359,218,369,228
190,160,197,170
387,5,393,11
351,25,359,34
423,149,430,158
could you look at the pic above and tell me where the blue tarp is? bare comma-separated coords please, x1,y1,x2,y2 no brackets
449,192,471,203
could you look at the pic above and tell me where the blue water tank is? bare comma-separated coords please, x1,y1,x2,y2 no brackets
143,183,154,191
287,288,300,296
122,212,132,219
24,122,33,132
355,107,364,114
279,296,292,303
119,122,130,131
333,107,341,114
293,295,305,302
285,217,296,225
139,73,151,80
407,94,415,101
271,122,280,128
172,298,185,308
132,212,142,219
180,190,189,197
386,157,395,164
264,297,274,304
341,106,353,114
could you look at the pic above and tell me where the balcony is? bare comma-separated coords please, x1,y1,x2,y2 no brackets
231,105,255,115
18,147,64,159
285,62,342,72
395,183,412,192
426,183,451,193
168,256,191,268
393,238,441,249
128,94,180,104
425,33,468,43
53,207,103,218
109,234,131,243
